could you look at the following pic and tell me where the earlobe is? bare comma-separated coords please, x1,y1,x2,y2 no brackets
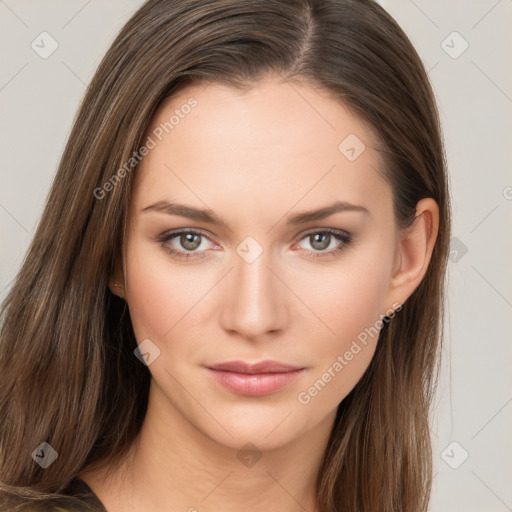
386,198,439,307
108,258,126,299
108,277,126,299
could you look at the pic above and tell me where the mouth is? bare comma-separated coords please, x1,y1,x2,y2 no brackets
205,360,306,397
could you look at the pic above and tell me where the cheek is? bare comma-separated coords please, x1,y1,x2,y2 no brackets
305,250,393,341
124,228,394,353
124,238,227,353
123,240,201,341
294,245,393,402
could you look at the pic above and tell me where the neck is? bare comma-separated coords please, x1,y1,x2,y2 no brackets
81,380,336,512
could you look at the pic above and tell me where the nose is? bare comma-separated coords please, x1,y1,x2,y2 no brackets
219,247,288,342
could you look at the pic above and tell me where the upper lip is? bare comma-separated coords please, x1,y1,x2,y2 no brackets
206,360,304,374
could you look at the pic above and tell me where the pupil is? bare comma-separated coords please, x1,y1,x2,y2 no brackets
182,233,200,250
312,233,329,250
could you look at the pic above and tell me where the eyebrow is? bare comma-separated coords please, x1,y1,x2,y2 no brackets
141,200,369,227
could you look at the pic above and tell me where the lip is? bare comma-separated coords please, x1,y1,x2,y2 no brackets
206,360,306,396
207,359,303,374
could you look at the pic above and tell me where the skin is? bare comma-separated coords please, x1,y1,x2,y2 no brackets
79,76,439,512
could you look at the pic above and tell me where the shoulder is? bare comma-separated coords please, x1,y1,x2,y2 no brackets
0,478,106,512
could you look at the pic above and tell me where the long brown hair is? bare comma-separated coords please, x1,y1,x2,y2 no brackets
0,0,451,510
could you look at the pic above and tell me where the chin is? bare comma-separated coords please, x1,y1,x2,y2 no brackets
193,403,316,452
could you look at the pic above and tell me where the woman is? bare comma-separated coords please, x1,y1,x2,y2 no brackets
0,0,451,510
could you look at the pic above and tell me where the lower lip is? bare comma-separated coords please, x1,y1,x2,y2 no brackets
206,368,305,396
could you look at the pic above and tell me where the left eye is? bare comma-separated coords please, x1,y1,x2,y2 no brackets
297,230,350,252
294,228,352,260
157,228,352,260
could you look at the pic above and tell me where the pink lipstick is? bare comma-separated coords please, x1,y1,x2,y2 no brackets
205,360,305,396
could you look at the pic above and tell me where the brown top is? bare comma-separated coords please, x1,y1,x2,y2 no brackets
0,478,107,511
62,477,108,511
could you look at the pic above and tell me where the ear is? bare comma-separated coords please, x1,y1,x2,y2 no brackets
108,256,126,299
384,197,439,310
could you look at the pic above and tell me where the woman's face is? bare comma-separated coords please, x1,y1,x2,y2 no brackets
119,78,405,451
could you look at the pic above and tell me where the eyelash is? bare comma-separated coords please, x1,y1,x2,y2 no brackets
157,228,352,261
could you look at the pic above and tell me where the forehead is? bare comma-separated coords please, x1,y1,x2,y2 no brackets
131,79,390,220
144,78,379,154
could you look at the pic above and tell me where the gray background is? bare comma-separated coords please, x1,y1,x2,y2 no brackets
1,1,511,510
